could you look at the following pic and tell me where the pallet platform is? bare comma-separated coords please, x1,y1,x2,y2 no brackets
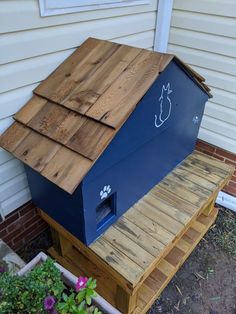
39,151,234,313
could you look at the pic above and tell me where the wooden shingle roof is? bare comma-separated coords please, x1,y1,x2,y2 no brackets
0,38,211,194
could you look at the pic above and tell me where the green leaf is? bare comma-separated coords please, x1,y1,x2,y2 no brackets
86,295,92,305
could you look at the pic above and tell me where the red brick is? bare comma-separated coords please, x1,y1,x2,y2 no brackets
0,212,19,229
215,148,236,162
196,140,215,153
23,215,42,231
228,181,236,189
212,154,225,161
11,238,26,251
225,159,236,167
223,185,236,196
18,202,35,216
25,224,48,242
0,228,8,238
230,175,236,183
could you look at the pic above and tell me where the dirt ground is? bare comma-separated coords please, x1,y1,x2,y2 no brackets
18,206,236,314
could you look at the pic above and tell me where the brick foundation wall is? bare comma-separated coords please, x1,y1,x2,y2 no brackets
196,139,236,196
0,202,48,251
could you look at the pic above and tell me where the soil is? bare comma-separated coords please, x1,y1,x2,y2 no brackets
18,206,236,314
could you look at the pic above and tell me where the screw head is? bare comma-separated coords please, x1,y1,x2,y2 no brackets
193,115,200,124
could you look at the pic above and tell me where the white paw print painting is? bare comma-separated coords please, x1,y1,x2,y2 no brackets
100,185,111,200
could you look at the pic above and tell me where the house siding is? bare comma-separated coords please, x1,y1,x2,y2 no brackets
0,0,158,217
168,0,236,154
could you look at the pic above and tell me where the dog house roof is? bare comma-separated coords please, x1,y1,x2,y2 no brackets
0,38,211,194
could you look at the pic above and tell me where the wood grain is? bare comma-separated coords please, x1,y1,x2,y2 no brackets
85,50,165,128
0,122,30,153
14,130,60,172
14,95,48,124
41,146,92,194
66,118,114,160
63,44,141,114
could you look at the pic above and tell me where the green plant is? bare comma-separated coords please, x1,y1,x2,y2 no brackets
0,258,64,313
0,258,102,314
57,278,102,314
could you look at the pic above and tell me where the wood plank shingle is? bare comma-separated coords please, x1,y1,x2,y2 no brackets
0,37,212,194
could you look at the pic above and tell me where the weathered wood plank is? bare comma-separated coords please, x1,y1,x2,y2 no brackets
115,216,165,257
187,154,230,179
66,118,114,160
151,185,198,216
90,238,143,285
159,178,207,208
41,146,92,194
135,199,184,234
125,207,175,245
86,51,171,128
174,166,217,191
14,131,60,172
0,122,30,153
103,226,155,269
193,151,233,173
147,192,191,225
180,160,223,185
165,171,212,198
14,95,48,124
34,38,102,102
27,100,87,145
63,44,141,114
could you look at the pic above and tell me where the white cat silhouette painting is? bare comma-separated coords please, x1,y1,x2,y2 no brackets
155,83,172,128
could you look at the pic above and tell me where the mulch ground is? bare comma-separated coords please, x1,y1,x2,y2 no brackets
18,206,236,314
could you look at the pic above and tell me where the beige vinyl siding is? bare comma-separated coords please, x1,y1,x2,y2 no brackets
168,0,236,154
0,0,158,217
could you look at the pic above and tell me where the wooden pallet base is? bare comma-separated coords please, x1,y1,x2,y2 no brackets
48,207,218,314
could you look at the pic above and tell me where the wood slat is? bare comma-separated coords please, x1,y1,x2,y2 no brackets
124,207,175,246
0,122,30,153
15,95,115,161
151,185,198,216
86,51,172,128
14,131,60,172
26,100,87,145
66,118,115,160
41,146,92,194
187,154,230,179
165,171,213,198
34,38,110,102
61,44,141,114
180,160,223,185
90,237,143,285
193,151,233,174
102,226,155,269
14,95,48,124
174,166,218,192
115,216,165,257
159,177,207,208
135,199,184,234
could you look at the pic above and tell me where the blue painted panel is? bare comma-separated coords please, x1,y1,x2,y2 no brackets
25,165,86,243
84,60,208,183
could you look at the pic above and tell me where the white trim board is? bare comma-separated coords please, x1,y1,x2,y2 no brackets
154,0,173,52
39,0,150,16
216,191,236,213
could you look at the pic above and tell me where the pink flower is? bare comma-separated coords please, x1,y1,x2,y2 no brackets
43,295,56,311
75,276,88,291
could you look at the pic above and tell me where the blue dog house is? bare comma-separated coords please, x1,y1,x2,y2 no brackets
0,38,211,245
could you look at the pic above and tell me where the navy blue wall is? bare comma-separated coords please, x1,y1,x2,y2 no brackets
25,165,86,243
